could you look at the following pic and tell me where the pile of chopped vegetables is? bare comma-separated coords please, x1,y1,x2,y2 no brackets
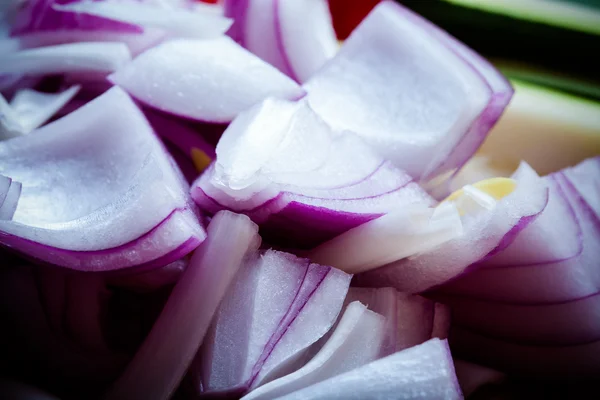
0,0,599,399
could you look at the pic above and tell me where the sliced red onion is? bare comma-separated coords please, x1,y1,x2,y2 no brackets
0,41,131,76
0,86,206,270
273,338,462,400
453,359,505,398
450,326,600,379
355,162,549,293
10,0,142,36
54,1,232,39
346,287,449,355
1,85,80,138
562,156,599,219
440,162,599,304
196,249,351,397
241,301,385,400
109,36,304,123
309,203,462,274
304,0,511,182
243,0,337,82
106,211,260,400
192,97,434,248
0,176,21,220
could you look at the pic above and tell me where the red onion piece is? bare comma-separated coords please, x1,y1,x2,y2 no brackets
272,338,462,400
308,204,462,274
192,97,433,248
54,0,232,39
196,249,351,397
1,85,80,137
0,42,132,76
346,287,450,355
109,36,304,123
241,301,385,400
11,0,142,36
105,210,260,400
243,0,337,83
0,87,206,270
304,0,511,182
355,162,549,293
440,161,599,304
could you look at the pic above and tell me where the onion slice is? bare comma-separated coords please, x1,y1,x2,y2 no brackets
53,1,232,39
272,338,463,400
241,301,385,400
243,0,337,82
1,85,80,138
109,36,304,123
304,0,511,182
0,42,131,76
196,249,351,397
192,97,434,248
355,162,549,293
106,211,260,400
0,87,206,270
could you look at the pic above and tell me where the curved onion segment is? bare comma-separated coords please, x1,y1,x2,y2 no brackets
0,85,80,138
345,287,451,356
434,157,600,377
241,301,385,400
355,162,549,293
195,250,351,397
304,0,512,182
271,338,462,400
0,42,132,76
191,97,434,248
106,211,259,400
243,0,337,82
53,1,232,39
109,36,304,123
0,87,206,270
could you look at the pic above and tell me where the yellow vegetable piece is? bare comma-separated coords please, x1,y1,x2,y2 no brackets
442,177,517,214
191,147,212,173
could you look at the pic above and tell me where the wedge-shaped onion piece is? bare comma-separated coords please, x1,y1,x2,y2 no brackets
196,249,351,397
109,36,304,123
309,203,462,274
355,162,548,293
0,42,131,76
0,85,80,138
0,87,206,270
106,211,260,400
192,97,433,248
346,287,450,356
274,338,463,400
0,176,21,220
242,301,385,400
53,0,232,39
439,161,599,303
243,0,337,82
304,0,511,181
451,326,600,379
